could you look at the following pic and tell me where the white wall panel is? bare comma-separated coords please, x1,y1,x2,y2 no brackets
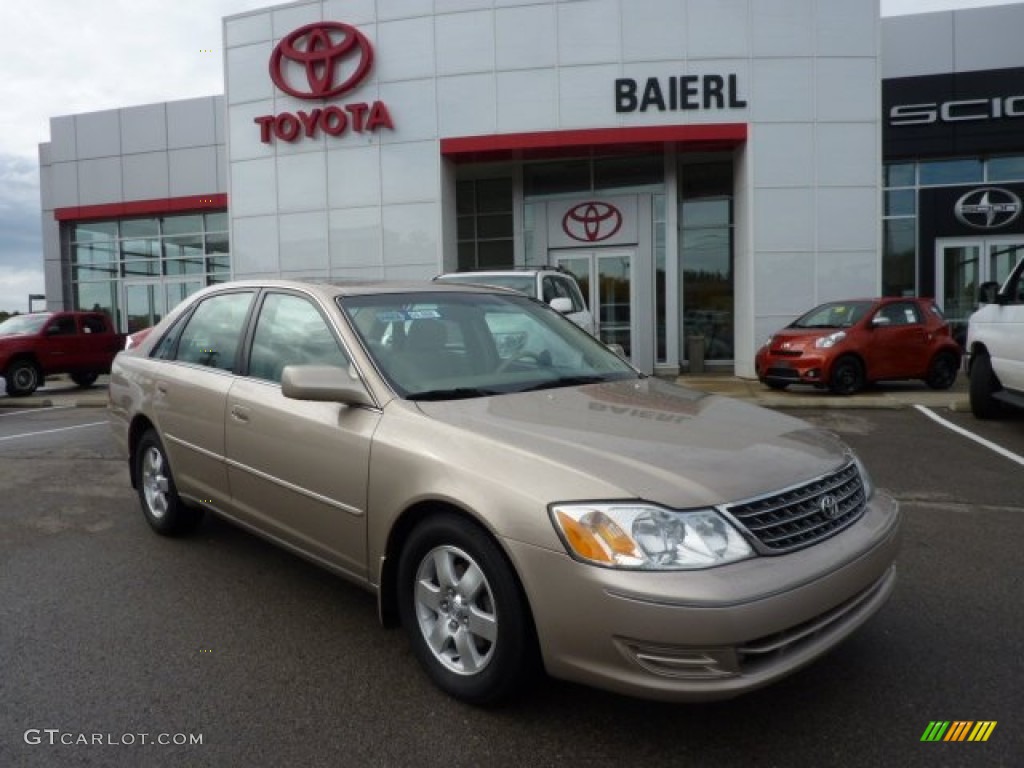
687,0,749,59
558,65,621,128
752,124,814,188
436,11,494,75
225,12,272,47
816,123,876,187
279,210,329,272
276,152,328,212
621,0,687,62
377,0,432,21
816,251,879,300
123,152,170,201
557,0,621,67
327,145,382,209
232,216,280,275
167,98,218,149
816,59,876,122
49,163,79,208
49,117,76,163
880,12,952,78
497,70,557,133
751,0,813,57
754,251,817,316
495,5,556,71
753,188,815,252
436,0,492,12
381,142,438,205
954,4,1024,73
272,2,321,38
376,17,435,81
329,207,383,268
816,188,877,251
121,104,167,155
381,202,440,266
77,157,123,205
750,60,814,123
169,146,219,197
75,110,121,159
438,74,496,137
227,43,275,104
379,80,437,143
230,158,278,217
817,0,876,57
322,0,376,25
228,101,277,161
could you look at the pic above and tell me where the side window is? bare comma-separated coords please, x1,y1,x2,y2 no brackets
877,302,920,326
173,292,254,372
47,316,77,336
80,315,106,334
248,293,349,384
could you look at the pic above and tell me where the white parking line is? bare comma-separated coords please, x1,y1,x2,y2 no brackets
914,405,1024,468
0,405,77,418
0,421,108,442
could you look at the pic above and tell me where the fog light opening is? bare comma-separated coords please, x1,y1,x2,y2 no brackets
620,641,739,679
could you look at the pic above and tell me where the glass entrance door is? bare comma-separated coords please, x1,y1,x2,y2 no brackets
552,250,634,359
937,238,1024,329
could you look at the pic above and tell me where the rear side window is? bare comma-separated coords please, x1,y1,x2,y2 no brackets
80,315,107,334
170,292,254,372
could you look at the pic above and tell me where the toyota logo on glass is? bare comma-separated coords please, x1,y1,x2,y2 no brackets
254,22,394,144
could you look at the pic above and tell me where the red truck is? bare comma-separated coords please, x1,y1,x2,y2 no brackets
0,311,126,397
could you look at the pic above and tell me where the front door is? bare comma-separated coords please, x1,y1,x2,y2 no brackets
937,237,1024,330
552,249,636,361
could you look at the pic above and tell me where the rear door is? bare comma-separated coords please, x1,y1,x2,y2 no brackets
224,291,379,578
149,290,256,510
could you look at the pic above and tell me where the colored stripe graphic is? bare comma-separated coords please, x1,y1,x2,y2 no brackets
920,721,997,742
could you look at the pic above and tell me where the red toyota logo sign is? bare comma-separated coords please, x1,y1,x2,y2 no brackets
562,202,623,243
269,21,373,100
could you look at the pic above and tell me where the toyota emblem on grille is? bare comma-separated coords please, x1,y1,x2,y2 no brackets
819,494,839,519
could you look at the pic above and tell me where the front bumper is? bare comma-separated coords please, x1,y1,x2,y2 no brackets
756,349,832,386
505,491,900,701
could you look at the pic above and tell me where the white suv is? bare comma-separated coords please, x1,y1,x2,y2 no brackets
433,268,595,335
966,254,1024,418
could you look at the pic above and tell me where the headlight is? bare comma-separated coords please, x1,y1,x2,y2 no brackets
853,455,875,499
550,503,753,570
815,331,847,348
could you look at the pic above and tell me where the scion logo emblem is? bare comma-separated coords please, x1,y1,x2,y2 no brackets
819,494,839,520
269,22,374,100
562,202,623,243
954,187,1022,230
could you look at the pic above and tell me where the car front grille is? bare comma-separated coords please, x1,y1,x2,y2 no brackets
724,462,866,554
769,349,803,357
764,367,801,380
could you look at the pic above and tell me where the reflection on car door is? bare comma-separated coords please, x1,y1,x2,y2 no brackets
224,291,378,578
868,302,930,379
151,290,256,511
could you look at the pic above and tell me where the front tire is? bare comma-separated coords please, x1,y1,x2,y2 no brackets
397,513,536,705
924,351,959,390
829,356,865,395
5,359,40,396
71,371,99,388
969,353,1001,419
134,430,204,535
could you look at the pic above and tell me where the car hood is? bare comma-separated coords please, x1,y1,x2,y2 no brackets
412,378,850,508
766,327,846,352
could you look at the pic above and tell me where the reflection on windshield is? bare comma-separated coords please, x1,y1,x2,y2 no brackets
0,314,50,336
341,292,637,399
791,302,873,329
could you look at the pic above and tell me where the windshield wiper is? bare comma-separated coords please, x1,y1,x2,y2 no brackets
407,387,499,401
520,375,612,392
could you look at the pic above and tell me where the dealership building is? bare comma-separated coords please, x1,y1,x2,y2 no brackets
37,0,1024,377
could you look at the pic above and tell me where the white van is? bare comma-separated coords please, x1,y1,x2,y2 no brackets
966,251,1024,418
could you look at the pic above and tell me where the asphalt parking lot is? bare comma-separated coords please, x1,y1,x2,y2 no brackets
1,380,1021,768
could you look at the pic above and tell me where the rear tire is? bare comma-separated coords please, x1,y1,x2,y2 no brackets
924,351,959,390
829,356,865,396
969,353,1001,419
5,359,40,397
134,429,204,535
397,513,536,705
71,371,99,388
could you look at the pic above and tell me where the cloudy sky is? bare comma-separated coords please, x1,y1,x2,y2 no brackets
0,0,1018,312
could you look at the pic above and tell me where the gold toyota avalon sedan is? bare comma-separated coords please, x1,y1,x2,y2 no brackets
108,280,900,705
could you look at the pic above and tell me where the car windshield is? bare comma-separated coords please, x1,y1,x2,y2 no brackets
341,291,637,399
0,314,51,336
434,274,538,298
791,301,874,329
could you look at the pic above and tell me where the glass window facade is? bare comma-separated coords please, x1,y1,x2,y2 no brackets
881,154,1024,297
68,211,229,331
455,178,514,270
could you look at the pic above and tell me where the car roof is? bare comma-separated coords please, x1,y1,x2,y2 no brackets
193,278,519,301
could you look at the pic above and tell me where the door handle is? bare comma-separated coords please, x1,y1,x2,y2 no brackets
230,404,250,423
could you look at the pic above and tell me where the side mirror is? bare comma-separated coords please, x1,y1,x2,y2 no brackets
281,365,374,406
549,297,573,314
978,281,1001,305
